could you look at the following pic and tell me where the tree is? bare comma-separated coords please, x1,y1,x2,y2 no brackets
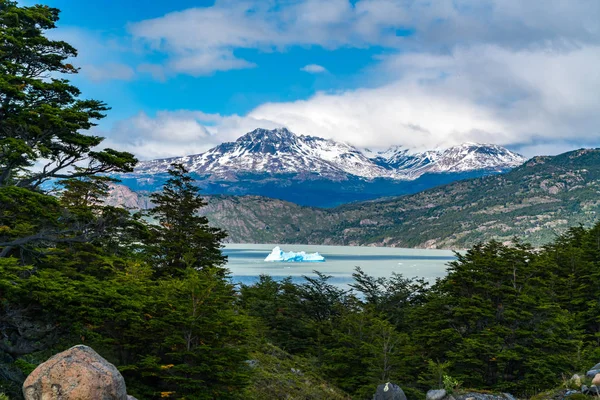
541,223,600,367
0,3,251,399
0,0,136,189
147,163,227,278
123,164,251,399
350,266,429,330
123,268,251,399
412,240,580,395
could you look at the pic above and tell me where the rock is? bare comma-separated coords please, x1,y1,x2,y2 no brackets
593,373,600,386
590,385,600,396
502,394,517,400
427,389,447,400
586,362,600,378
23,345,128,400
372,382,407,400
581,384,588,394
571,374,582,387
127,396,138,400
454,393,514,400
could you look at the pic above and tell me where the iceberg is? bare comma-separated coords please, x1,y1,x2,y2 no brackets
264,246,325,262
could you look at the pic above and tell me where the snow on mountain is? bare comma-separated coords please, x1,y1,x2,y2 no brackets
429,143,525,173
367,146,440,178
368,142,526,179
134,128,525,181
135,128,394,180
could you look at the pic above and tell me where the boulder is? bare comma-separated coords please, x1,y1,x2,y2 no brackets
427,389,447,400
586,362,600,378
373,382,407,400
23,345,127,400
593,373,600,386
583,385,600,396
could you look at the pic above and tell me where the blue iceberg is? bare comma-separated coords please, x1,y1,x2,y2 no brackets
264,246,325,262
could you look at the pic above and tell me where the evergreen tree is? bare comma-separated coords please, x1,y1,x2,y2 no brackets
412,240,581,395
147,163,227,278
129,164,251,399
0,0,136,189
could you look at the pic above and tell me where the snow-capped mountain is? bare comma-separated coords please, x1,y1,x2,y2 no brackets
135,128,525,181
136,128,394,180
369,143,526,179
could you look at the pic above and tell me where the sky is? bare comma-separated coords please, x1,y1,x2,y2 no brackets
28,0,600,159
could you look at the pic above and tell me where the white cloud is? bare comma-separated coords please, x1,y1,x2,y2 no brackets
301,64,327,74
48,27,139,82
127,0,600,76
248,45,600,150
95,0,600,158
168,50,256,76
102,44,600,159
137,64,167,81
514,142,600,159
100,111,283,160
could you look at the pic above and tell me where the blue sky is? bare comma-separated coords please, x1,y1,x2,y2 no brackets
29,0,600,159
43,0,388,120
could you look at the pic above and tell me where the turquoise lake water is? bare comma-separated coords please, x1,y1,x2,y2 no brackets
223,243,457,288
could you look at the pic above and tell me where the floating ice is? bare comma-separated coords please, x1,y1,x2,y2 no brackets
264,246,325,262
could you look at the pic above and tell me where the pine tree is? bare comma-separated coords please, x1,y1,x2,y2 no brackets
147,163,227,278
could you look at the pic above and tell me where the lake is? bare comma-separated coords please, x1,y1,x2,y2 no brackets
223,243,457,288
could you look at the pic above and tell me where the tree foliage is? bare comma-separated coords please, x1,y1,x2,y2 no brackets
147,164,227,278
0,2,248,399
0,0,136,189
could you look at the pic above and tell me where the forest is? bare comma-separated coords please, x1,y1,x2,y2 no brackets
1,1,600,399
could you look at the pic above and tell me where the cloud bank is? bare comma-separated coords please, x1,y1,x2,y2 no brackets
127,0,599,76
96,0,600,159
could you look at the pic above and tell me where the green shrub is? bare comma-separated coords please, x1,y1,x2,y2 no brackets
565,394,588,400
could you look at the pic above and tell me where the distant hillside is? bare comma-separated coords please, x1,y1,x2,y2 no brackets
196,148,600,248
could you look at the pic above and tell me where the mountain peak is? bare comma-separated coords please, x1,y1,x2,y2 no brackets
233,128,300,155
239,127,295,142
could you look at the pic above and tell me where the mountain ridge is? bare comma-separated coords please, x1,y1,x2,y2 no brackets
133,128,525,181
114,127,525,207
